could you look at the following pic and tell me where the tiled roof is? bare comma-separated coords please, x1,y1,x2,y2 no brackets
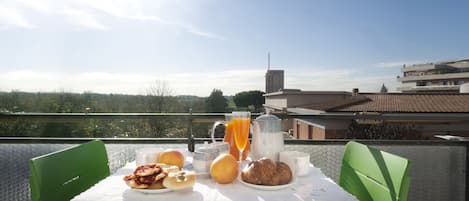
329,93,469,113
300,95,370,111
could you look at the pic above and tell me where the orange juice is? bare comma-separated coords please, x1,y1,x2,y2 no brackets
224,120,234,142
232,118,250,151
223,120,250,160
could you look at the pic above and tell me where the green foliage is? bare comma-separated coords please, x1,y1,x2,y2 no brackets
233,90,265,112
205,89,228,112
0,89,251,138
345,121,427,140
226,96,237,112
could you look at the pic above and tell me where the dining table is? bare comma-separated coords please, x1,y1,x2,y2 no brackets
72,155,358,201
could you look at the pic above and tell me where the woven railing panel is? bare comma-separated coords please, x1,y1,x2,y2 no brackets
0,143,186,201
287,144,467,201
0,143,466,201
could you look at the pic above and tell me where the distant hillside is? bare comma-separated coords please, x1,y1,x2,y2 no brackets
0,91,207,113
0,91,261,138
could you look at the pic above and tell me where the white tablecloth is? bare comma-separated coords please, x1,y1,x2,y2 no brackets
72,160,357,201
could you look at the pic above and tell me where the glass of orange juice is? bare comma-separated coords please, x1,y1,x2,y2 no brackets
232,111,251,162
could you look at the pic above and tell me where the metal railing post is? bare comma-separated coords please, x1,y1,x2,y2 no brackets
466,141,469,201
187,108,194,152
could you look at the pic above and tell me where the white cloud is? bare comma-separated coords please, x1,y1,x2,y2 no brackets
0,4,34,29
0,69,264,96
374,60,424,68
1,0,224,38
59,7,107,30
74,0,225,39
286,69,399,92
16,0,51,13
0,68,399,96
185,26,226,40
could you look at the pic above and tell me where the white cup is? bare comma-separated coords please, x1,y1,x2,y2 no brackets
135,148,163,166
279,151,311,177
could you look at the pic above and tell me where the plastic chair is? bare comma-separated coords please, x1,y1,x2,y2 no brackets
29,140,110,201
339,141,411,201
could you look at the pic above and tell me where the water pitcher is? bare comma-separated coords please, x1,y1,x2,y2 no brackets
251,113,284,161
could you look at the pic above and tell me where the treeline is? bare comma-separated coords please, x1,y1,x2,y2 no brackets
0,89,265,138
0,91,204,113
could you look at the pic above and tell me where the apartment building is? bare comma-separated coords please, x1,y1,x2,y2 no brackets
397,59,469,93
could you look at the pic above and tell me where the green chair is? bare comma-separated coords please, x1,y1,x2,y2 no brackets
29,140,110,201
339,141,411,201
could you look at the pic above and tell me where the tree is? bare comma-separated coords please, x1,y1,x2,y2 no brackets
233,90,265,112
146,80,174,137
206,89,228,112
380,84,388,93
146,80,172,112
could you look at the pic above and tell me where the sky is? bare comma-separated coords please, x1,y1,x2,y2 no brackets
1,0,469,96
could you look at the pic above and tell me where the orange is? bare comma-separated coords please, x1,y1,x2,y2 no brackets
158,149,185,169
210,154,239,184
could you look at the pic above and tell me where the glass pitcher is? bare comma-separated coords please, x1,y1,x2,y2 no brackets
211,114,250,160
251,113,284,161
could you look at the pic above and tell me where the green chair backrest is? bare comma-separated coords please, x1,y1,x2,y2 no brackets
29,140,110,201
339,141,411,201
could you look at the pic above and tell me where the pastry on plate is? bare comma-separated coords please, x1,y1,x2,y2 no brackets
124,163,168,189
241,158,292,186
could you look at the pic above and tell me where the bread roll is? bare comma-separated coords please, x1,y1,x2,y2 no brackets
275,162,292,185
265,174,280,186
162,171,196,190
157,163,180,173
241,161,263,185
241,158,293,186
257,158,276,184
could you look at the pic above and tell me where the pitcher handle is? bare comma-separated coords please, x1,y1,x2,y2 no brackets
211,120,226,143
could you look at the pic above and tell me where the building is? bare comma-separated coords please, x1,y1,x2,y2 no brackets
397,59,469,93
265,70,284,93
264,89,469,140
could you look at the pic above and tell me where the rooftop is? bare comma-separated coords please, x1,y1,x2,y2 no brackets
301,93,469,113
264,89,351,96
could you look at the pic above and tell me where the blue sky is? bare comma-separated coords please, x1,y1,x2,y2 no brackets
1,0,468,96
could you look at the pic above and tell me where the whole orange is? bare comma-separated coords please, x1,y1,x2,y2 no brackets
210,154,239,184
158,149,185,169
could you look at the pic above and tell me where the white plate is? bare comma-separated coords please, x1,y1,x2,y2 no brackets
238,176,295,191
131,188,172,194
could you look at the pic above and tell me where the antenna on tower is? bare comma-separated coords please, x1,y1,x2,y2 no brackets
267,52,270,70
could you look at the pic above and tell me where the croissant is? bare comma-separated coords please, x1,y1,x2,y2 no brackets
241,158,292,186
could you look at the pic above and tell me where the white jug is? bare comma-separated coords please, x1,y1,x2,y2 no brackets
251,113,284,161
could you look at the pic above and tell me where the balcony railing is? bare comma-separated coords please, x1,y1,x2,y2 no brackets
0,113,468,201
397,71,469,82
396,85,460,92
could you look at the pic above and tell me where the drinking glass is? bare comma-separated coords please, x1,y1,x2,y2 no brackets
232,111,251,162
